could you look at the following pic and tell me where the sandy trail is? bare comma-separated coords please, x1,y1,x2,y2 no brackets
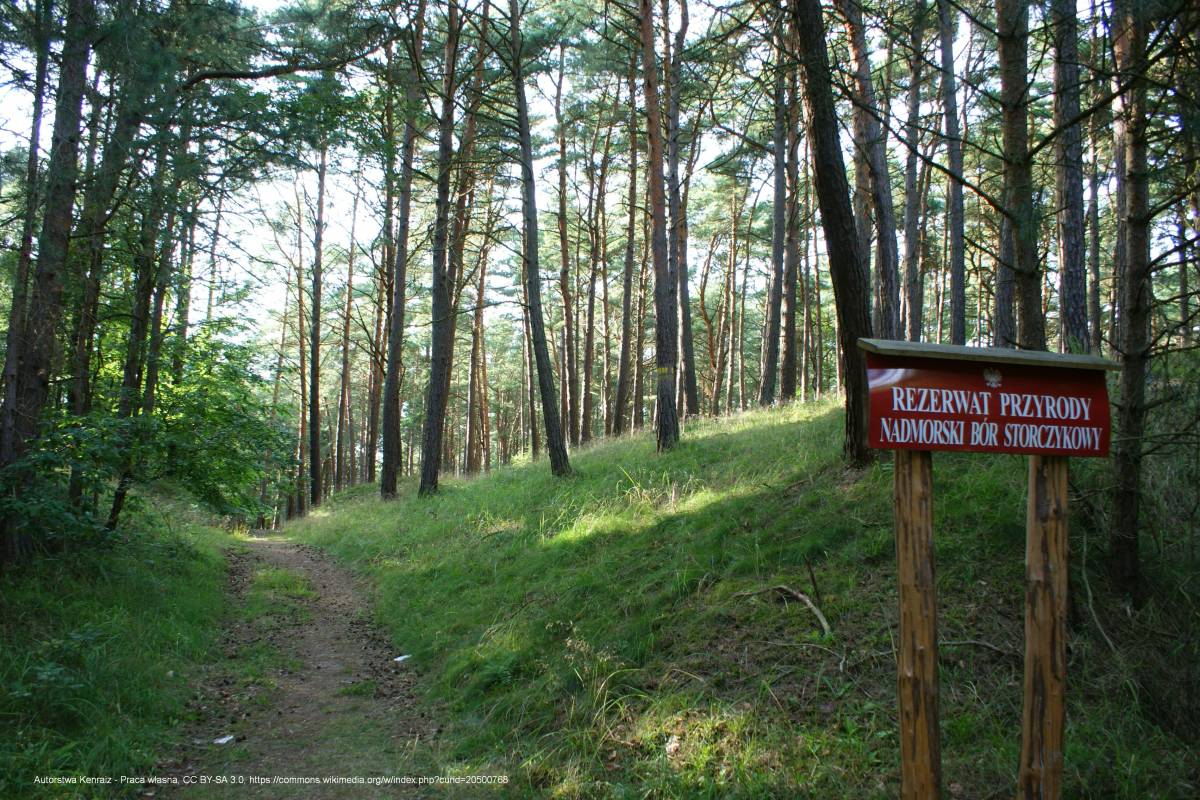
161,535,434,798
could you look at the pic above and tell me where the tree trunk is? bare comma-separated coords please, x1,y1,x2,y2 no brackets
555,47,580,448
902,1,928,341
582,113,613,444
996,0,1045,350
1088,118,1104,353
171,208,197,383
0,0,92,484
107,140,171,530
836,0,901,340
1052,0,1088,353
309,142,328,507
1110,0,1149,599
1,0,50,475
510,0,570,476
294,184,308,515
665,0,699,418
337,181,360,491
760,33,787,406
259,291,291,528
789,0,873,466
380,0,425,497
640,0,679,449
936,0,966,345
419,0,461,495
634,207,650,429
780,74,801,401
613,61,639,435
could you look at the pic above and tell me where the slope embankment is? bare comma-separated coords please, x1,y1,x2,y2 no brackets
291,402,1198,798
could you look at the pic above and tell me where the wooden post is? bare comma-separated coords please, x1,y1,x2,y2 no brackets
1019,455,1069,799
894,449,941,798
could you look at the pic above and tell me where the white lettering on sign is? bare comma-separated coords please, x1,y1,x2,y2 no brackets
890,387,1095,424
1002,423,1102,451
880,417,966,447
998,393,1092,421
882,385,1104,453
891,387,991,416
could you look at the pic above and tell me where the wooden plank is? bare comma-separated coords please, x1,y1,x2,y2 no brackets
894,449,942,798
858,337,1118,371
1018,455,1069,799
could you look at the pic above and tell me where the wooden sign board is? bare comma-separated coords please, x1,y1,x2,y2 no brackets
861,339,1113,457
855,338,1118,800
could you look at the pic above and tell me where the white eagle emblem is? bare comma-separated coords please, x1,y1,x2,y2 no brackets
983,368,1002,388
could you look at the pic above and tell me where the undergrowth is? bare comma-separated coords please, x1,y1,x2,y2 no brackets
293,400,1198,798
0,495,230,798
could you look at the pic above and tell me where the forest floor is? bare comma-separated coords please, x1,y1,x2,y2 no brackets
161,535,436,798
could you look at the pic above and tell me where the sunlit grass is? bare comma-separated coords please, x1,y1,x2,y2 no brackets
292,400,1198,798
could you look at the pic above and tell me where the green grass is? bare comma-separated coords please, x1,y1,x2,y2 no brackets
0,495,231,798
242,566,316,626
293,400,1198,798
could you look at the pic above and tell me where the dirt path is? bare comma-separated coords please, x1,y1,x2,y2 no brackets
161,535,435,798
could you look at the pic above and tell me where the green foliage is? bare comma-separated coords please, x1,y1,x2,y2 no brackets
0,496,229,797
293,402,1198,798
0,333,291,549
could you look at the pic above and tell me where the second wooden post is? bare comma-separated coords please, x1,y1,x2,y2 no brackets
894,448,941,798
1019,455,1069,799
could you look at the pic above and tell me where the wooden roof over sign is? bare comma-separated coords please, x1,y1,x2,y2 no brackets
857,338,1120,372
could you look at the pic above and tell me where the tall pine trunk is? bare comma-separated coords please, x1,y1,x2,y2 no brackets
381,4,425,496
760,33,786,406
1052,0,1089,353
418,0,461,494
1,0,92,481
640,0,679,449
789,0,873,466
1110,0,1150,599
936,0,966,344
308,143,328,507
996,0,1045,350
836,0,901,340
509,0,570,476
901,1,927,341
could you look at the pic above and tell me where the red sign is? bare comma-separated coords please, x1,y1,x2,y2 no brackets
865,351,1111,457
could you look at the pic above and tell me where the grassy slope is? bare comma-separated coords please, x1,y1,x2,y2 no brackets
0,497,230,798
293,402,1197,798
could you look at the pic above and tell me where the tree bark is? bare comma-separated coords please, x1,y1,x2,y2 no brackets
836,0,901,341
780,73,801,401
788,0,873,466
996,0,1045,350
613,60,639,436
1110,0,1149,599
418,0,461,494
936,0,966,345
381,0,426,498
555,47,580,448
510,0,570,476
1052,0,1089,353
106,139,172,530
1,0,51,473
902,1,928,342
760,35,786,406
337,181,361,491
640,0,679,449
309,142,328,507
665,0,699,418
0,0,92,482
